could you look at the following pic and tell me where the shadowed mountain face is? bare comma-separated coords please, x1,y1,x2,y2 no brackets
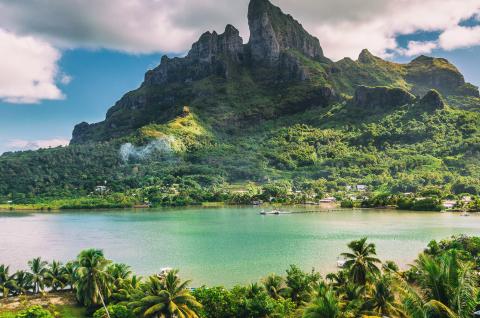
1,0,480,198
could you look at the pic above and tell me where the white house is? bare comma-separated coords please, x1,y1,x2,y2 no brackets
356,185,367,191
442,200,457,209
95,185,108,193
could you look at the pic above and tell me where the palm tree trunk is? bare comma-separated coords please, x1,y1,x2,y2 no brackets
95,278,111,318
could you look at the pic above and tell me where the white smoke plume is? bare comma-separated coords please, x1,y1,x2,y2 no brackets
120,136,175,162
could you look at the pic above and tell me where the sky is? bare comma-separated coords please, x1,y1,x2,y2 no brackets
0,0,480,154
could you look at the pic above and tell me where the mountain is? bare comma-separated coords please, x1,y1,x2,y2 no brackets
1,0,480,202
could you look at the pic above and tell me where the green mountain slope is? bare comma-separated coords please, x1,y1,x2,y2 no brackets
1,0,480,203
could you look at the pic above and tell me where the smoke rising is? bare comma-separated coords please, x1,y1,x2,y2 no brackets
120,137,175,162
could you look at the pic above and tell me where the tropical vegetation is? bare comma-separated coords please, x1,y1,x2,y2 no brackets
2,235,480,318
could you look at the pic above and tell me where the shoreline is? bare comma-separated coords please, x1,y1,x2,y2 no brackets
0,204,475,214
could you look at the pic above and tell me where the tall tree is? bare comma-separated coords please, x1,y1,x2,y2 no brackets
75,249,112,309
262,274,286,300
341,238,381,285
28,257,48,294
130,270,201,318
63,261,78,291
0,265,17,298
45,261,65,292
14,270,32,295
363,275,403,317
303,284,342,318
412,251,478,318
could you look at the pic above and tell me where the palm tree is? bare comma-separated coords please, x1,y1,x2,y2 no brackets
341,238,381,285
63,261,78,291
107,263,132,288
111,275,142,305
45,261,66,292
400,280,458,318
412,251,477,318
363,275,404,317
262,274,286,299
14,270,32,295
0,265,17,298
326,270,349,291
75,249,112,309
28,257,48,294
130,270,201,318
303,284,342,318
246,282,264,297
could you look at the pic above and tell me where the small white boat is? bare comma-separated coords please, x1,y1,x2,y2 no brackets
336,258,347,268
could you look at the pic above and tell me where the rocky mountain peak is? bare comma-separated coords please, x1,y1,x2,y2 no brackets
143,24,243,86
357,49,377,64
247,0,323,64
188,24,244,63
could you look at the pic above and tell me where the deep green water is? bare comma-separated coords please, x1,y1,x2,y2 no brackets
1,207,479,286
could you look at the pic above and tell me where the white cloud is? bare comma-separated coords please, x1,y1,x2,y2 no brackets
0,0,479,60
60,74,73,85
0,28,65,104
439,25,480,50
401,41,439,57
5,138,69,152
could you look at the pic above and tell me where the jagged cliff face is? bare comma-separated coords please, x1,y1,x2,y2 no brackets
247,0,323,64
144,24,244,86
71,0,479,145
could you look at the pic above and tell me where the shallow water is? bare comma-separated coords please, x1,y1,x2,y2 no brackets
1,207,479,286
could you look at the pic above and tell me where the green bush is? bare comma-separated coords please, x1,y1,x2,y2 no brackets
93,305,133,318
15,306,53,318
340,199,355,208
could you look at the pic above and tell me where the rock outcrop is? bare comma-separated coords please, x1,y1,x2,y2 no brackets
144,24,244,85
247,0,323,65
354,86,415,109
419,89,445,111
406,55,479,97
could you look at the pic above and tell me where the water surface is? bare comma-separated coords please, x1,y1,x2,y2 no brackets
1,207,479,286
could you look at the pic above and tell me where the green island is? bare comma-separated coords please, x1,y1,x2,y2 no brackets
1,235,479,318
1,0,480,211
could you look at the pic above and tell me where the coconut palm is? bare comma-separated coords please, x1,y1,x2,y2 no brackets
45,260,66,292
363,275,404,317
107,263,132,287
326,270,349,291
412,251,477,318
262,274,286,299
341,238,381,286
28,257,48,294
246,282,264,297
63,261,78,291
75,249,112,308
0,265,17,298
400,281,458,318
14,270,32,295
111,275,143,305
303,284,342,318
130,270,201,318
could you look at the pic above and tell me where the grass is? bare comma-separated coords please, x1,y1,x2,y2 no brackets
56,305,86,318
0,305,85,318
0,292,86,318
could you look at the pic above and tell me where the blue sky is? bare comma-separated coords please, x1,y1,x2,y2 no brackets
0,0,479,154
